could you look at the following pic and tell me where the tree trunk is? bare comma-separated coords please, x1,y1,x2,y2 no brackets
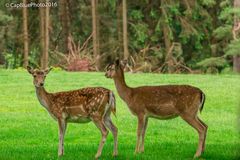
39,0,50,69
39,0,45,68
91,0,100,70
233,55,240,72
122,0,129,60
59,0,70,54
117,0,123,54
22,0,29,68
43,0,49,69
161,0,173,73
233,0,240,73
96,0,100,60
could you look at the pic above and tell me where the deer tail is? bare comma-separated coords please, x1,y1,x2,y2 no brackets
199,91,206,113
109,91,116,117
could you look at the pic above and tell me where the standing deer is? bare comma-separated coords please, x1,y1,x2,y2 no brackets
27,66,118,159
105,59,207,158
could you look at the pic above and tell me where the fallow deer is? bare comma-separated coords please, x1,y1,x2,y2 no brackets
105,59,207,158
27,66,118,159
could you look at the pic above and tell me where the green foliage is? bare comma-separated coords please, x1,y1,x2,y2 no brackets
199,0,216,6
225,40,240,56
130,23,148,47
106,0,116,11
51,66,64,72
169,3,180,15
150,9,158,19
213,25,232,40
197,57,228,68
3,51,22,69
0,10,13,26
213,0,240,65
197,56,228,73
0,0,238,73
219,7,233,22
14,67,26,71
231,8,240,17
129,10,144,20
221,66,233,74
28,48,41,68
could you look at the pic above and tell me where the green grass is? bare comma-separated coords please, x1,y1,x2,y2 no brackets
0,70,239,160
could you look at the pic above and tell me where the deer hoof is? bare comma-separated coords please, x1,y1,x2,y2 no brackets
58,152,64,157
139,147,144,153
194,152,201,158
113,151,118,157
134,149,139,154
95,154,100,159
58,148,64,157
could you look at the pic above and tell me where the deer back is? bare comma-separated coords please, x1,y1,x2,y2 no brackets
47,87,112,122
125,85,203,118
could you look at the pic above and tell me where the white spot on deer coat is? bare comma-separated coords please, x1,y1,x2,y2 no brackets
62,112,68,119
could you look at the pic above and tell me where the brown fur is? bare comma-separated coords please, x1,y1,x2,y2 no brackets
27,66,118,159
105,60,207,158
37,87,111,120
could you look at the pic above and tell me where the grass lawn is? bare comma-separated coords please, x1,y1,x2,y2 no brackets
0,70,239,160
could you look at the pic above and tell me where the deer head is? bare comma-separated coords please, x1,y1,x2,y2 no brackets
105,59,127,79
27,66,52,87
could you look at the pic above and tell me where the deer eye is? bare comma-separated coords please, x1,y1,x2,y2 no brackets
33,75,36,78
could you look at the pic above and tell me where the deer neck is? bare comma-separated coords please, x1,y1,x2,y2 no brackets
35,86,50,110
113,70,132,103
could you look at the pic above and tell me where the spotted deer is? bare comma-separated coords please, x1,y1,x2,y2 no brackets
27,66,118,159
105,59,207,158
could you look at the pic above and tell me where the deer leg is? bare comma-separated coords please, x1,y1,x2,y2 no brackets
104,116,118,157
58,119,67,156
93,119,109,159
135,115,144,154
140,117,148,153
197,117,208,152
180,114,205,158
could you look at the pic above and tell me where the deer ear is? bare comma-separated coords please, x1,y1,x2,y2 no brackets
27,66,33,74
120,59,128,69
44,67,52,74
115,59,120,67
105,63,112,71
